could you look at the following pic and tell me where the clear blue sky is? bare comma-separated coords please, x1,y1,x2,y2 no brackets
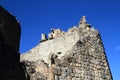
0,0,120,79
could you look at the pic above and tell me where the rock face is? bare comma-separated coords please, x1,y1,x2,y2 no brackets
21,16,113,80
0,6,26,80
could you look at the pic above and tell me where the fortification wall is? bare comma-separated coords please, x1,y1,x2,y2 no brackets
21,29,80,63
20,16,112,80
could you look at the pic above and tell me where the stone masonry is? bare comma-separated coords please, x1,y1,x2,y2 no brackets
0,5,112,80
21,16,113,80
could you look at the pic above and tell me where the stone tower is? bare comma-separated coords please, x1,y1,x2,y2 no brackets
0,6,26,80
21,16,112,80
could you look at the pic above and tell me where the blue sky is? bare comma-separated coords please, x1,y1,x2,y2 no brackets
0,0,120,79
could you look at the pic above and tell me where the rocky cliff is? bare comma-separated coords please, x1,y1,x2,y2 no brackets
0,6,26,80
21,16,113,80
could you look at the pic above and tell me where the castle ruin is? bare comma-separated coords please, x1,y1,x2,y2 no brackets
0,5,113,80
21,16,113,80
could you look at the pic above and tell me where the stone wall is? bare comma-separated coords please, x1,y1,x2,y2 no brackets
47,27,112,80
0,6,26,80
21,28,80,63
0,5,112,80
21,16,112,80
